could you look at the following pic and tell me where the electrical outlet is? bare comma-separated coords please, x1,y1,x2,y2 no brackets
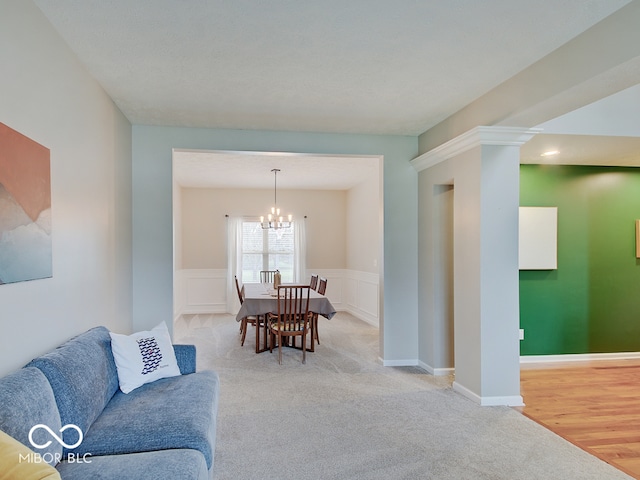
519,329,525,341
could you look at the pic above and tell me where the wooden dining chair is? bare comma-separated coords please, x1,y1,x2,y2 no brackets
260,270,277,284
235,275,260,347
317,277,327,295
309,274,319,291
267,285,312,364
311,277,328,346
235,275,244,333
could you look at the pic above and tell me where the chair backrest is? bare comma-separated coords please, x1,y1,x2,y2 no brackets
310,274,319,290
235,275,244,304
317,277,327,295
276,285,311,331
260,270,277,283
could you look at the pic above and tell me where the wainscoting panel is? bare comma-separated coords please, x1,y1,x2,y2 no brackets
174,268,380,327
175,269,227,316
314,269,379,327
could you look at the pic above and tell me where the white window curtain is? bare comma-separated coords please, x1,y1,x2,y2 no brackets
293,219,307,283
227,216,307,313
226,216,243,313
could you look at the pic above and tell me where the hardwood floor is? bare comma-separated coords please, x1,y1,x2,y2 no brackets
517,359,640,479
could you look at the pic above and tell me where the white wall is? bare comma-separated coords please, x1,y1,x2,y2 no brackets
0,0,133,377
346,167,380,274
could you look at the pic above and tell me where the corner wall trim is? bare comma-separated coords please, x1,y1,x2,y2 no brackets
453,382,524,407
418,360,454,376
380,358,419,367
411,126,542,172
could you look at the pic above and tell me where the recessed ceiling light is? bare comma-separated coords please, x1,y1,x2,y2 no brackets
540,150,560,157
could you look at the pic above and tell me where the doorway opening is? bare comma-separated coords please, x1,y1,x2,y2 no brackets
433,183,455,373
171,149,384,356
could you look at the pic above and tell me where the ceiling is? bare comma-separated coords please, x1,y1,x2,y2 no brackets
32,1,640,185
521,134,640,167
33,0,633,136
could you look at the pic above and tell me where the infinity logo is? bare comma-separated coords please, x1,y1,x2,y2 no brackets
28,424,83,449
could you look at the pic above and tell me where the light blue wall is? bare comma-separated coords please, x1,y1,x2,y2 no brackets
132,126,418,362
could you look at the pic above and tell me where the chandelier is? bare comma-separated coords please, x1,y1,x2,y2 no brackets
260,169,292,229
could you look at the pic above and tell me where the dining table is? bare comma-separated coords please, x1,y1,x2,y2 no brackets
236,283,337,353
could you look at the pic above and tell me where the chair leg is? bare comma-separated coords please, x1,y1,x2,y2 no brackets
240,319,247,346
314,316,320,345
302,333,306,364
278,333,282,364
255,317,260,353
308,320,315,353
268,326,274,353
263,318,269,351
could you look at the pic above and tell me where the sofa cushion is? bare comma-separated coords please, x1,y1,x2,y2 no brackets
173,345,196,375
109,322,181,394
25,327,119,453
0,367,62,464
56,449,208,480
72,371,219,469
0,429,62,480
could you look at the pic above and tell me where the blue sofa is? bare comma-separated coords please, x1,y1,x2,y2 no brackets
0,326,219,480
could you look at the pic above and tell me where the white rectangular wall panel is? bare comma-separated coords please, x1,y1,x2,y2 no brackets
175,268,380,327
519,207,557,270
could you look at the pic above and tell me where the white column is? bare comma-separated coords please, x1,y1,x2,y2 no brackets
412,126,539,406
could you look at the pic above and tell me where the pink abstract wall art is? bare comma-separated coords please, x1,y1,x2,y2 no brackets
0,122,52,284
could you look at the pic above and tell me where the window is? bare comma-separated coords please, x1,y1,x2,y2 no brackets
241,221,295,283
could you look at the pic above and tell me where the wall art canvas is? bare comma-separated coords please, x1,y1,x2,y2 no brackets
519,206,558,270
636,220,640,259
0,122,52,284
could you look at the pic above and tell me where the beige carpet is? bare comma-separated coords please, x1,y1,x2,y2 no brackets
175,312,632,480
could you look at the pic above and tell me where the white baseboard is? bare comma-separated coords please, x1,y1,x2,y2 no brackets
380,357,419,367
380,362,522,406
180,305,228,315
418,360,453,376
520,351,640,364
453,382,524,407
345,306,378,327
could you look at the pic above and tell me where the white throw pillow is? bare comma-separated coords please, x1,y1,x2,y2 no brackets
109,322,181,394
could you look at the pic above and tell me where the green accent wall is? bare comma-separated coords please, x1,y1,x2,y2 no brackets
520,165,640,355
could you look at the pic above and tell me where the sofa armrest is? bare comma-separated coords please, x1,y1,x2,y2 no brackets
173,344,196,374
